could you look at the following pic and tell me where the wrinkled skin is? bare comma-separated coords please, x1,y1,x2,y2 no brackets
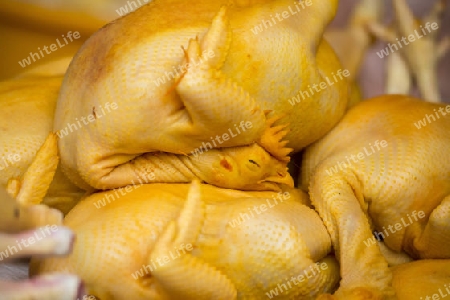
115,143,294,192
301,95,450,299
54,0,348,190
31,182,340,299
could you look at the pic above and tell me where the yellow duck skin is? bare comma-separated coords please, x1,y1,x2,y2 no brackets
0,59,293,209
53,0,348,191
391,259,450,300
0,60,85,214
301,95,450,299
31,181,340,299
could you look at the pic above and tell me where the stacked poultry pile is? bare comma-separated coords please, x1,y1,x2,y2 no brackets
0,0,449,299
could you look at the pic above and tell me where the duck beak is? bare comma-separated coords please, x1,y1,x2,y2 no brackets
263,170,294,188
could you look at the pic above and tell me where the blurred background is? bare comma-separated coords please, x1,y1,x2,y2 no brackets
0,0,449,280
332,0,450,101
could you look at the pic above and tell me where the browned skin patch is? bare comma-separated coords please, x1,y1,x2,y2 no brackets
92,107,97,119
220,158,233,171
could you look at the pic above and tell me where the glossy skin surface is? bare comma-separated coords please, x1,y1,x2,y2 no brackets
31,182,340,299
54,0,348,190
301,95,450,299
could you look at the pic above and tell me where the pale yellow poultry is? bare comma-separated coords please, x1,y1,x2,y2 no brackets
31,180,340,299
301,95,450,299
53,0,349,190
